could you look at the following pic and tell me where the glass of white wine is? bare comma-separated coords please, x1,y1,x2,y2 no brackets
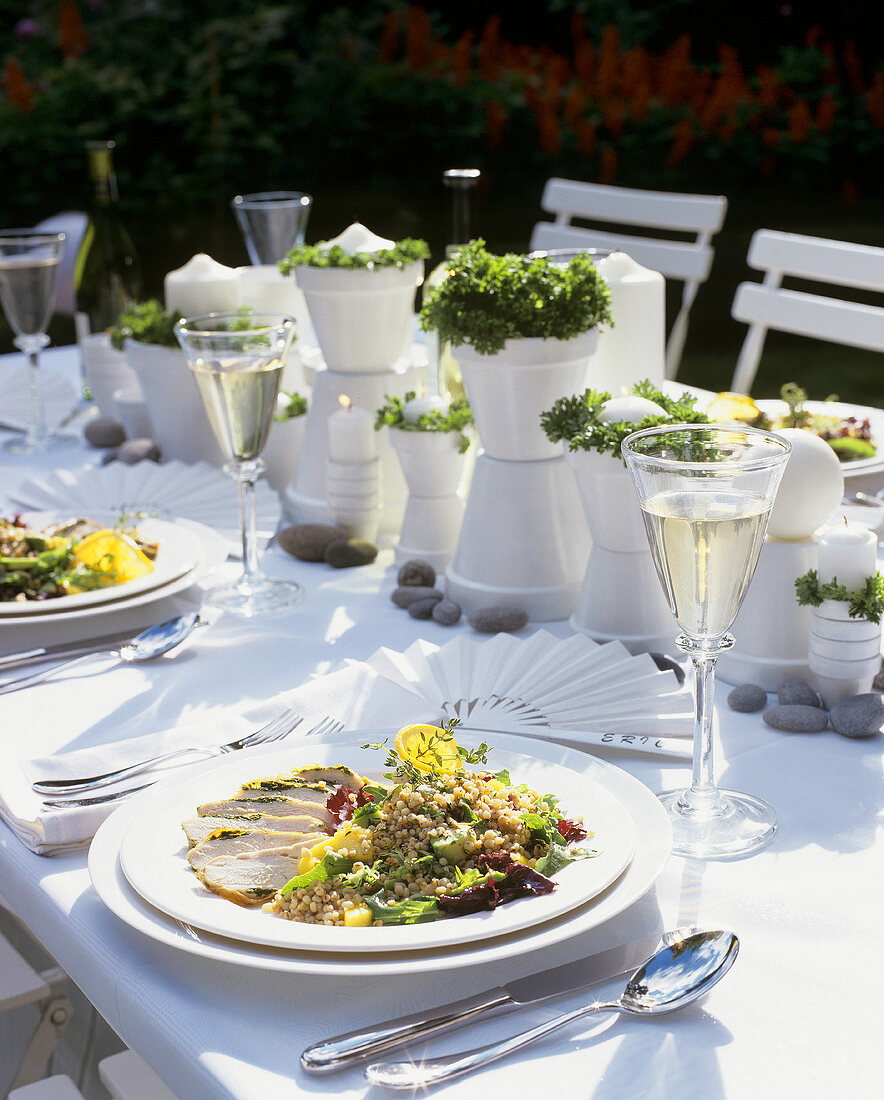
174,311,303,617
0,229,77,454
621,424,791,859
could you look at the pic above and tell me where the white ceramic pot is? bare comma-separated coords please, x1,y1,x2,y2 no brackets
123,341,225,466
294,261,423,373
456,330,597,462
808,600,882,705
566,448,674,652
113,383,154,440
262,414,307,493
80,333,139,418
390,429,467,570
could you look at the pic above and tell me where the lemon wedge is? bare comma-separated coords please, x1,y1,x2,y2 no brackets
706,392,764,424
71,529,154,588
394,723,463,775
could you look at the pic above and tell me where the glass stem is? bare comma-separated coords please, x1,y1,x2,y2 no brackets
25,348,48,449
232,459,262,585
688,648,718,799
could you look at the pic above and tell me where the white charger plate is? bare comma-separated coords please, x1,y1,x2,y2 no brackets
0,515,203,617
89,731,671,976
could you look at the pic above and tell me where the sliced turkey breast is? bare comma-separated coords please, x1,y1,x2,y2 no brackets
187,829,325,873
182,813,329,847
195,849,305,906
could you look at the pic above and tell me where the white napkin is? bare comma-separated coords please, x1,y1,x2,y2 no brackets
0,663,430,856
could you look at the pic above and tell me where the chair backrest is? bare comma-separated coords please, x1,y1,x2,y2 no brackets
32,211,88,317
530,178,728,379
730,229,884,395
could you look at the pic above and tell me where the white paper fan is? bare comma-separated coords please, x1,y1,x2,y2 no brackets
0,363,78,431
9,460,281,540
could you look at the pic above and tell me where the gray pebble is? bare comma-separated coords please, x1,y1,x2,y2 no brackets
728,683,768,713
278,524,348,562
649,652,685,685
431,598,462,626
391,585,443,609
777,678,821,708
397,559,436,588
468,606,530,634
324,538,378,569
829,693,884,739
763,704,829,733
84,416,126,449
872,667,884,692
408,597,443,620
100,448,120,466
116,438,161,464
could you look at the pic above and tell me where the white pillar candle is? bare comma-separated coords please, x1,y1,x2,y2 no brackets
402,394,450,424
328,395,376,463
592,252,665,392
164,254,240,318
817,518,878,590
598,393,666,424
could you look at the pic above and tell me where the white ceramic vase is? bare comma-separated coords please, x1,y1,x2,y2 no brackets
456,330,598,461
294,261,423,373
123,340,225,466
567,449,675,653
390,429,467,570
808,600,882,706
263,414,307,494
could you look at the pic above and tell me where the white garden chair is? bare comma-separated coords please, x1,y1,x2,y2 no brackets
530,178,728,379
730,229,884,394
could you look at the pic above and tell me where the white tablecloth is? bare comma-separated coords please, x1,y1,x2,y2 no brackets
1,350,883,1099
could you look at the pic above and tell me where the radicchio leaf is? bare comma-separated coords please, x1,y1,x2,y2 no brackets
326,784,374,826
557,818,587,843
437,852,556,915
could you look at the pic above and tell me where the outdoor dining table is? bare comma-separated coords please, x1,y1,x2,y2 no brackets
1,347,882,1099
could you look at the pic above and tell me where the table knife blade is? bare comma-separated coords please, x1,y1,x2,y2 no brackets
0,632,140,671
299,932,659,1074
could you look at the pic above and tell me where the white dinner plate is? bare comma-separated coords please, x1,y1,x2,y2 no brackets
744,398,884,477
0,514,203,617
89,732,671,976
118,735,636,954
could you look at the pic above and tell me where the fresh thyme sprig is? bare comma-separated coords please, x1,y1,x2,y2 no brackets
279,238,429,273
795,569,884,623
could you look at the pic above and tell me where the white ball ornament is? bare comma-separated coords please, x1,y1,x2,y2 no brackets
766,428,844,541
402,395,450,424
597,394,666,424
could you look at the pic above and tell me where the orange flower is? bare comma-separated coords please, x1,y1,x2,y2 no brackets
2,57,34,112
761,126,780,149
757,65,779,111
574,39,594,87
630,82,652,121
478,15,501,82
866,73,884,128
485,100,506,149
575,119,597,158
57,0,89,60
378,9,400,63
719,117,738,142
405,6,431,71
665,116,695,168
816,91,837,132
563,86,584,127
602,99,625,139
536,105,562,155
842,40,864,95
760,153,776,178
450,30,474,87
599,145,618,183
787,99,812,143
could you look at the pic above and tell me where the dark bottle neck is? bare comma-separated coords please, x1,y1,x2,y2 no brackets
86,141,120,207
444,168,480,250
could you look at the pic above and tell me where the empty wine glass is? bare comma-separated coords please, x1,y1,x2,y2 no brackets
174,311,303,617
0,229,77,454
231,192,313,265
621,424,791,859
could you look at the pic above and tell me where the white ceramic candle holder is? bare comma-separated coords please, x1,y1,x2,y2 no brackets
567,449,674,653
808,599,882,706
390,429,467,570
79,333,140,418
263,414,307,494
326,457,381,541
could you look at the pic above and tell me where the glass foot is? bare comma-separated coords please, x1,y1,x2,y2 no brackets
3,431,79,455
203,574,304,618
659,787,777,860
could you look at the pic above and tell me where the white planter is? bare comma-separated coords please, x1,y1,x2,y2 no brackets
567,449,675,652
390,429,467,570
294,261,423,373
445,453,590,621
113,383,153,440
326,456,381,541
123,340,225,466
262,414,307,493
80,333,139,418
456,330,597,462
808,600,882,706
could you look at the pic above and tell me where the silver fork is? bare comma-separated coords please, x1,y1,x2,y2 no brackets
32,708,303,796
305,716,344,739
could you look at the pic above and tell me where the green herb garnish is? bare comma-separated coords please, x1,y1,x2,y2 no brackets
375,391,473,454
795,569,884,624
275,391,308,421
280,238,429,274
109,299,182,350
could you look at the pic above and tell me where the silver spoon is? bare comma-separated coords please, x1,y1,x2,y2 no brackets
0,613,200,696
366,929,739,1090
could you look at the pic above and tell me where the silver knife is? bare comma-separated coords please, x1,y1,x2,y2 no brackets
300,933,660,1074
41,782,153,809
0,630,146,671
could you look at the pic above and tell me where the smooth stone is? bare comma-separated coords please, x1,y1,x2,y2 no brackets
408,596,443,620
397,559,436,588
728,683,768,713
324,538,378,569
84,416,126,449
762,704,829,733
649,652,685,685
777,677,821,708
431,598,462,626
872,666,884,692
116,438,161,465
829,693,884,739
468,606,530,634
100,448,120,466
278,524,348,562
391,585,443,609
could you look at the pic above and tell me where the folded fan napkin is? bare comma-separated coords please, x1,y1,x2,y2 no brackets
1,663,430,856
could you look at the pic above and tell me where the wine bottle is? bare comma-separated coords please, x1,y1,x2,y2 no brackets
74,140,142,339
423,168,480,399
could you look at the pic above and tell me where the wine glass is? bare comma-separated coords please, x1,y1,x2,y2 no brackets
0,229,77,454
621,424,791,858
174,311,303,617
231,191,313,265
